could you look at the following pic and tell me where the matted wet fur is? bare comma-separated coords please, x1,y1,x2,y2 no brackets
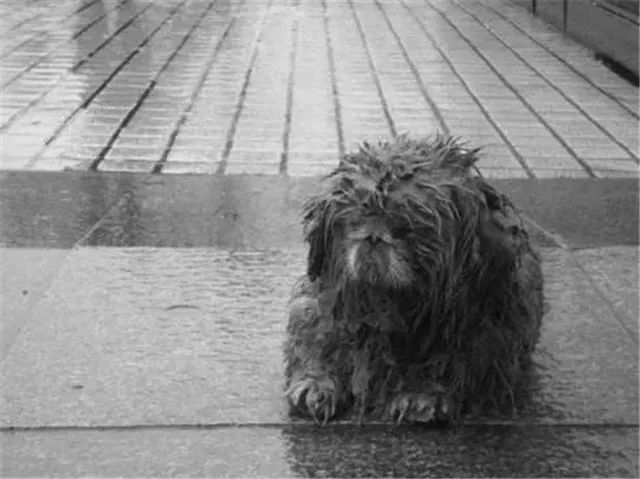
284,135,544,425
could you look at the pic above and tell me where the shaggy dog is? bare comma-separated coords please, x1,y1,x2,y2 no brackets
284,135,544,425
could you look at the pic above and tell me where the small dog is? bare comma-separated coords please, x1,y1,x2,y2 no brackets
284,135,544,424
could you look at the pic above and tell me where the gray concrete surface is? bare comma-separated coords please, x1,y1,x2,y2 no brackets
0,248,70,361
1,172,638,249
573,247,639,338
1,245,638,475
1,0,638,475
2,426,637,477
1,246,638,428
1,171,638,476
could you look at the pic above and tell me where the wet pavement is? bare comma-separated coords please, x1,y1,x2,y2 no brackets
0,0,638,177
2,426,637,477
1,171,639,476
1,170,639,249
1,0,639,476
1,243,638,426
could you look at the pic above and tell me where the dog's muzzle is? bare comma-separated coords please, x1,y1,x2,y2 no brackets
347,239,413,289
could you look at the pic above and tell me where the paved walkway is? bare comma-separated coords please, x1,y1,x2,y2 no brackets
0,1,639,475
0,173,638,476
0,0,638,177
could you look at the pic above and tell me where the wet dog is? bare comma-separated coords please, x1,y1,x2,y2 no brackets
284,135,544,424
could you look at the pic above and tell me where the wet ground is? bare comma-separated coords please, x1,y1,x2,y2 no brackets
0,0,638,177
1,0,639,476
1,171,639,476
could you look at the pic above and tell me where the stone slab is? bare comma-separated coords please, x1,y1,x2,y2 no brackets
3,172,636,250
0,247,636,427
0,171,138,248
1,425,637,477
573,246,639,340
0,248,70,361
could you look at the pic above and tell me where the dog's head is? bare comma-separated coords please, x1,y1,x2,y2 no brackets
304,135,483,292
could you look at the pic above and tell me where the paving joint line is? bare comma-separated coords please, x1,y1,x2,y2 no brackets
88,86,155,170
375,0,481,179
2,0,98,38
279,0,301,175
1,31,48,60
1,421,637,433
0,176,145,360
1,0,132,89
347,0,397,138
374,0,449,137
453,0,639,163
0,27,48,60
74,168,182,247
570,254,639,345
0,175,156,358
518,209,636,343
424,0,596,178
23,0,187,169
89,0,223,171
321,0,345,160
216,1,273,175
151,3,245,174
484,1,639,120
3,13,44,34
74,190,136,247
0,250,75,362
399,0,535,178
0,0,151,132
76,0,146,64
2,0,129,84
68,0,104,17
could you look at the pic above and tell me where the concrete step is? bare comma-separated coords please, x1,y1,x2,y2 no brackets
1,245,638,475
1,171,638,476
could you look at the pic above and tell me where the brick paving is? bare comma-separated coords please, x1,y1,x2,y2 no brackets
0,0,638,177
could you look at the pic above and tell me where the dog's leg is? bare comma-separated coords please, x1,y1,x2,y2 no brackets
286,368,342,425
284,276,348,424
387,383,454,424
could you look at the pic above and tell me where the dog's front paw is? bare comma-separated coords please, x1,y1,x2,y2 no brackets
286,375,338,425
387,390,451,424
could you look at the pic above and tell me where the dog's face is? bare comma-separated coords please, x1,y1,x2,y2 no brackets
341,188,416,289
304,138,479,292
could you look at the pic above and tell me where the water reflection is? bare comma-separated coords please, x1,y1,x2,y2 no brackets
0,171,141,248
281,424,637,477
0,171,314,249
83,174,312,248
52,0,157,167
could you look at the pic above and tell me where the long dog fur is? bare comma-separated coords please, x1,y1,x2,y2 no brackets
284,135,544,424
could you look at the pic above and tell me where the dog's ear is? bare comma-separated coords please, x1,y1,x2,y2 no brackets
472,177,504,212
473,178,522,236
302,196,330,281
472,177,525,267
